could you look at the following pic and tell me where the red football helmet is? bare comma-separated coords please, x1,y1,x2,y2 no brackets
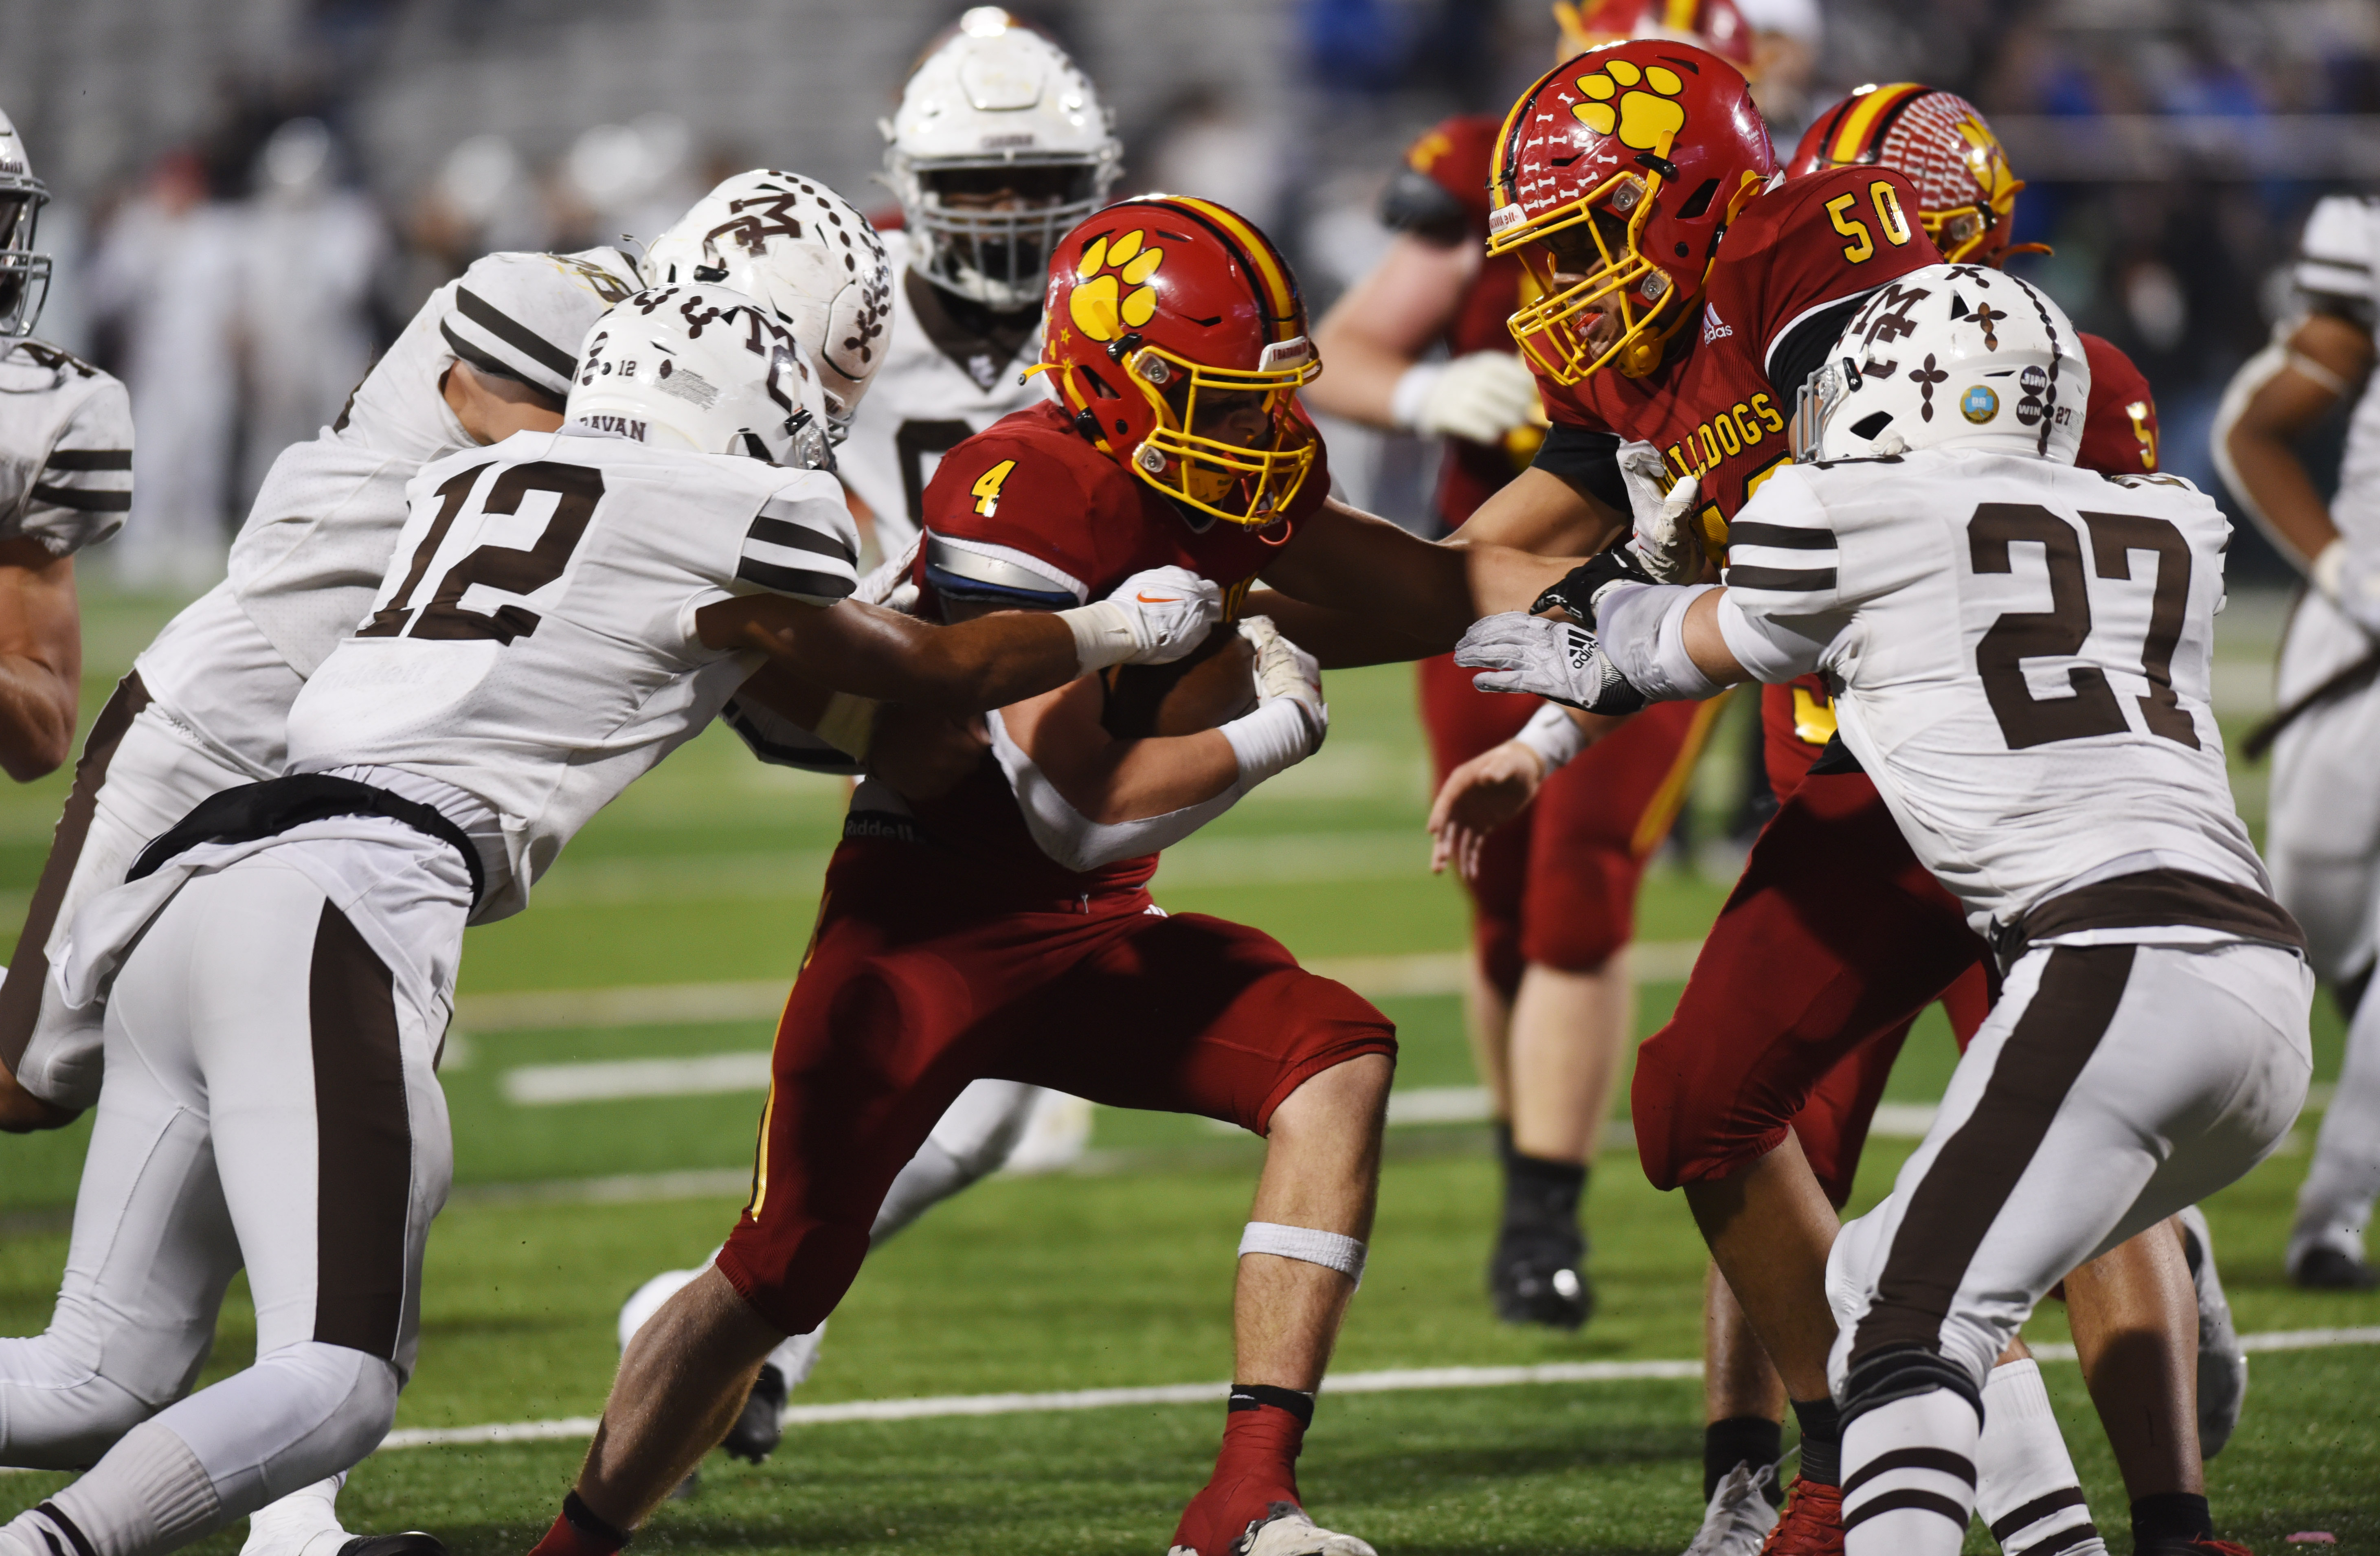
1789,84,2037,266
1039,195,1320,528
1487,41,1776,383
1553,0,1756,75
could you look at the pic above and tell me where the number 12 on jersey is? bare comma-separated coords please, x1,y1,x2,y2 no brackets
362,459,605,645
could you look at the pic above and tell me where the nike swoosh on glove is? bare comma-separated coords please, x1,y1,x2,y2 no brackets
1104,566,1223,663
1454,612,1648,714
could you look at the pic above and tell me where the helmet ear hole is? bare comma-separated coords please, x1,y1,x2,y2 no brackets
1675,178,1721,222
1079,364,1122,400
1851,411,1894,441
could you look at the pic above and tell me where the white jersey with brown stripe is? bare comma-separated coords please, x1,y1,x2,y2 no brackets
226,247,638,679
1721,447,2268,937
283,424,857,921
0,339,132,556
2295,195,2380,549
835,230,1053,560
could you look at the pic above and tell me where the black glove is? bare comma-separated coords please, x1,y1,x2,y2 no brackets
1530,540,1656,629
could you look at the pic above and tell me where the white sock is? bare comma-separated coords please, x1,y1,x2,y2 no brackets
240,1475,349,1556
869,1140,976,1244
24,1419,223,1556
1841,1388,1979,1556
1976,1360,2106,1556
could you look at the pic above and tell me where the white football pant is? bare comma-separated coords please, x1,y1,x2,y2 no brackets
0,833,464,1556
1826,939,2311,1556
2266,593,2380,1264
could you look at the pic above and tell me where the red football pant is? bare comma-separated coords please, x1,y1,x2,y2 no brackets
1631,684,1990,1207
1417,654,1716,992
715,841,1398,1337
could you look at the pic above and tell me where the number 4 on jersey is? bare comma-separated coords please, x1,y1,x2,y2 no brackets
972,459,1017,518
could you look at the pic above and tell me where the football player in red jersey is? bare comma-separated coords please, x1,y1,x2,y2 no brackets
525,196,1587,1556
1304,0,1749,1337
1429,76,2234,1556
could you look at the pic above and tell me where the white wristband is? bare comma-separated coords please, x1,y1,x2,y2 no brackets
1388,362,1447,432
2312,537,2348,603
1239,1220,1367,1285
1513,702,1587,772
1221,698,1320,787
1056,600,1137,674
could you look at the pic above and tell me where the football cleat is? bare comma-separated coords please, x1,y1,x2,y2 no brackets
2289,1242,2380,1291
1759,1477,1842,1556
723,1362,788,1463
1168,1502,1377,1556
1489,1223,1594,1330
335,1537,447,1556
2174,1205,2246,1457
1684,1460,1780,1556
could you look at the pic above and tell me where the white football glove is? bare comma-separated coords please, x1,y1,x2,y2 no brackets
1239,614,1327,756
854,532,922,612
1060,566,1223,672
2314,539,2380,636
1617,446,1704,585
1453,611,1648,715
1392,351,1541,445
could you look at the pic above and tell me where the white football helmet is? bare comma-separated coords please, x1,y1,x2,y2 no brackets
568,284,837,472
644,171,893,433
882,7,1120,310
1791,263,2091,466
0,108,50,338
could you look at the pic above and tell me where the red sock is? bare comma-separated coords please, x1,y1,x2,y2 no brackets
527,1492,629,1556
1169,1388,1311,1554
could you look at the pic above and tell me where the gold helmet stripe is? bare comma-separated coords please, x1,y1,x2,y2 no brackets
1165,195,1304,339
1823,81,1927,165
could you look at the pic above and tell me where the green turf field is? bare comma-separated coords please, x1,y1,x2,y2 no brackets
0,586,2368,1554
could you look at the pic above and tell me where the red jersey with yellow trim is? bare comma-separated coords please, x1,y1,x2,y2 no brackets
1401,114,1540,530
904,397,1328,899
1764,330,2166,791
1540,165,1941,539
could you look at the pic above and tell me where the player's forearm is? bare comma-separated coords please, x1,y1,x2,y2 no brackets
1036,728,1241,823
1448,465,1627,557
1302,328,1418,428
2221,422,2341,569
758,600,1081,714
2212,316,2373,568
1238,589,1440,669
0,654,79,781
1682,590,1753,685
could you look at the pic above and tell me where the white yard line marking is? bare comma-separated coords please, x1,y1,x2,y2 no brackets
374,1328,2380,1452
503,1051,773,1106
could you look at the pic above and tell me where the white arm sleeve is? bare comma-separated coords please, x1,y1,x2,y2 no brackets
987,709,1245,872
1715,590,1829,682
1594,582,1724,701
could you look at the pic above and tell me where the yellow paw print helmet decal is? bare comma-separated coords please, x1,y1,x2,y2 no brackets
1041,195,1323,529
1572,58,1689,160
1067,229,1165,342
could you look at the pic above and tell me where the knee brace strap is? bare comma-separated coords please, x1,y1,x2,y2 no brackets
1840,1343,1983,1432
1238,1222,1366,1286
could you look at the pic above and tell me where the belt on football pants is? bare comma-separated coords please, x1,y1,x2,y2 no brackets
1989,866,2305,977
129,772,488,909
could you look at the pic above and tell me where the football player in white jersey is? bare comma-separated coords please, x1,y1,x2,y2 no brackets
0,107,132,782
0,289,1216,1556
2213,191,2380,1290
1458,266,2312,1556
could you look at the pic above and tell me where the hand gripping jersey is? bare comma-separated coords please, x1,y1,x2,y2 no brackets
2294,194,2380,548
901,398,1328,899
226,247,640,680
1381,115,1539,531
0,339,132,554
1721,448,2266,937
283,425,858,920
1538,166,1940,542
834,229,1053,557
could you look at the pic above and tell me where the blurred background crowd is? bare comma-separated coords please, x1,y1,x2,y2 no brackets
0,0,2376,586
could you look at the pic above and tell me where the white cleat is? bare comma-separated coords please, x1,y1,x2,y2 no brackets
1681,1459,1779,1556
1169,1504,1378,1556
2176,1205,2247,1457
242,1476,353,1556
